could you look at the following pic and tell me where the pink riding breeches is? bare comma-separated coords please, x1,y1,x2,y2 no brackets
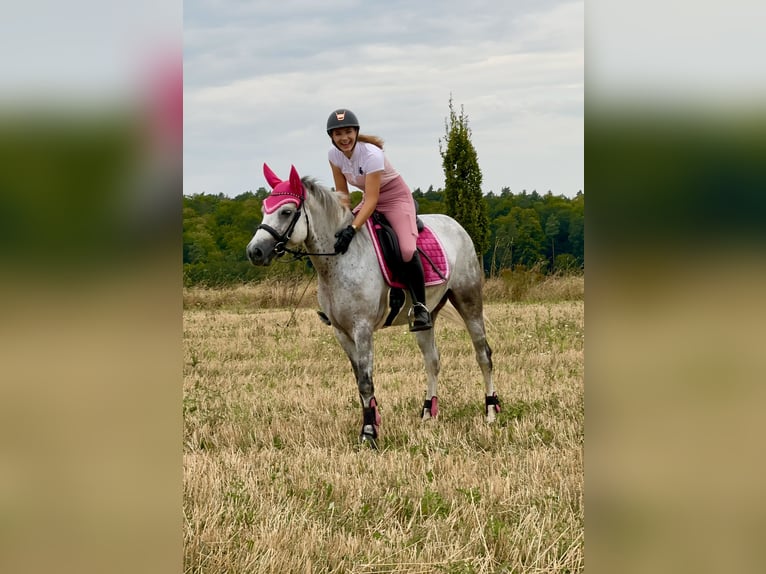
356,175,419,261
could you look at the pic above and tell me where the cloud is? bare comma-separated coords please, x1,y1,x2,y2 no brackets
184,0,584,196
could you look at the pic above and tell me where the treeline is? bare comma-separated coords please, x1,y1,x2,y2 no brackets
183,186,584,286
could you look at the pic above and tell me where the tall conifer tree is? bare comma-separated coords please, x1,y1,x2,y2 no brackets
439,96,490,259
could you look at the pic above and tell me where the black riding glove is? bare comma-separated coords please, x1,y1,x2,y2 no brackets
334,225,356,254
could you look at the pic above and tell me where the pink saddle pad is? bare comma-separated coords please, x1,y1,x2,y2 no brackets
366,219,450,288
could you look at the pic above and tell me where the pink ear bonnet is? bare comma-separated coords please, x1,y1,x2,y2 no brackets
261,164,305,214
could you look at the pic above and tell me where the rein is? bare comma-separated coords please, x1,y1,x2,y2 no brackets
257,205,335,329
283,248,337,260
280,268,316,328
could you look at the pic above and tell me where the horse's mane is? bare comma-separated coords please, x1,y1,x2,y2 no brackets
301,176,349,225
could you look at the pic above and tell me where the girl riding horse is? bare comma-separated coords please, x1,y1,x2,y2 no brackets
246,164,500,445
326,109,432,332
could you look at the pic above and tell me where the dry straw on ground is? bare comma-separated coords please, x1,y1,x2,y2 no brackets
184,276,583,573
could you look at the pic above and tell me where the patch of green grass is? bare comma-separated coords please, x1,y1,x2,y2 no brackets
223,477,255,527
420,487,451,519
534,422,555,446
457,486,481,503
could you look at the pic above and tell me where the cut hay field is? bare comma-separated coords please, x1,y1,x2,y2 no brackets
183,278,584,573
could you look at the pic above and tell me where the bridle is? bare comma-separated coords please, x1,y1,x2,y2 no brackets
256,195,337,260
256,198,305,257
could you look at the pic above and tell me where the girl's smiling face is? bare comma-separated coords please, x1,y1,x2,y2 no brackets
331,127,358,156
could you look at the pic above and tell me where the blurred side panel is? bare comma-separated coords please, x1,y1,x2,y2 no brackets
0,2,182,573
586,2,766,573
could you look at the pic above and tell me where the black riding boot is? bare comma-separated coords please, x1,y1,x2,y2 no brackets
402,256,432,332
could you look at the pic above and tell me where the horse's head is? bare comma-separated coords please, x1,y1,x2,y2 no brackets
246,163,308,265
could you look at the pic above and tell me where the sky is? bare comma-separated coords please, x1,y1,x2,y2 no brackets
183,0,584,198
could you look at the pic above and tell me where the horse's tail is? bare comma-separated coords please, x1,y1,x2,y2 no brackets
438,301,463,326
438,300,494,331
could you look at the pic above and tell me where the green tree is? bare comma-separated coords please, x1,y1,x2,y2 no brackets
415,185,446,215
439,96,490,258
181,182,584,286
509,207,546,267
568,191,584,266
488,213,517,276
544,212,560,269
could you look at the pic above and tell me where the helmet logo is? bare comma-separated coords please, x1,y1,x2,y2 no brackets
335,111,346,121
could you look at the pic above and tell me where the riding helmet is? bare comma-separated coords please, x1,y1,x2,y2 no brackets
326,109,360,135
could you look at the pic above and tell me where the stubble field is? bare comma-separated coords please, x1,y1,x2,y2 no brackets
183,278,584,573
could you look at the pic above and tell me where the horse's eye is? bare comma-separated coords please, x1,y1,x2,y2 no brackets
281,209,293,217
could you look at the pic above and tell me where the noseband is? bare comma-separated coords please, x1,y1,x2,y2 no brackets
256,194,339,260
256,204,304,257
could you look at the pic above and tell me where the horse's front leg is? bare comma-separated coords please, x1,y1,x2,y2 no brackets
333,324,380,447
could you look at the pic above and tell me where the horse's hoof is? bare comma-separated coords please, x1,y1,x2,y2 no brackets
485,393,500,423
420,396,438,421
359,433,378,449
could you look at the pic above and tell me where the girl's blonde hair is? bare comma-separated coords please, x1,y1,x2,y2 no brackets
358,133,384,149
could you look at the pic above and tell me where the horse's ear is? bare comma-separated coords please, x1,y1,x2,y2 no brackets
289,165,305,199
263,163,282,189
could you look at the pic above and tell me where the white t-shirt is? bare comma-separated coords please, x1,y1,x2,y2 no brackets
328,141,400,191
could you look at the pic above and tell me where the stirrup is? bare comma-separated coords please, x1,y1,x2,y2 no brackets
409,303,432,332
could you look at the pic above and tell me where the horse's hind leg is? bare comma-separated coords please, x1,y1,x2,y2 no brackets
414,329,440,420
448,291,500,423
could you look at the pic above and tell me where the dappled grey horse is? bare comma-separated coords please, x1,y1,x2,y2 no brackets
246,164,500,446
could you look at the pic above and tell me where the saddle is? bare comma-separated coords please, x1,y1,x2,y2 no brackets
366,211,450,326
317,211,450,328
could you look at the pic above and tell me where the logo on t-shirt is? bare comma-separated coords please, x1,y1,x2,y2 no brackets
358,167,363,175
